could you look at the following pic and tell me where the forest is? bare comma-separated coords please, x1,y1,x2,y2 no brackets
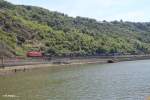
1,0,150,57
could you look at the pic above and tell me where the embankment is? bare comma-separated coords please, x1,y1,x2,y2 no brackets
0,55,150,74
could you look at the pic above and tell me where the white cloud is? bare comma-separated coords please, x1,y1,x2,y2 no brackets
105,11,149,22
6,0,150,22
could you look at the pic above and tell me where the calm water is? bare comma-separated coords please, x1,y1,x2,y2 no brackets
0,60,150,100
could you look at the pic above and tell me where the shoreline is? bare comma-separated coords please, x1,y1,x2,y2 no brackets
1,55,150,74
0,59,108,73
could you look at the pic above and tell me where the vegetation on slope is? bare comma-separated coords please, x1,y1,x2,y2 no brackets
1,0,150,57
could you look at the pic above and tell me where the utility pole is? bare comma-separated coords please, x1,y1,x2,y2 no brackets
1,56,4,68
0,40,5,68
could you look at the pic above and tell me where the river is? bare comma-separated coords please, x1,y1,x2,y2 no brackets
0,60,150,100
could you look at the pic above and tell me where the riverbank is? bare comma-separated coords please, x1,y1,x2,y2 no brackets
1,55,150,74
0,58,108,74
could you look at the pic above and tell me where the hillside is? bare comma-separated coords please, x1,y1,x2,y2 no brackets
1,0,150,57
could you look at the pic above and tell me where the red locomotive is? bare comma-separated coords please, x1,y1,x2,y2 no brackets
27,51,43,57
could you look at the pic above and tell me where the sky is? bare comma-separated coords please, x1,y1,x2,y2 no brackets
6,0,150,22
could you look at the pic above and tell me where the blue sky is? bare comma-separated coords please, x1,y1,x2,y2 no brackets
6,0,150,22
